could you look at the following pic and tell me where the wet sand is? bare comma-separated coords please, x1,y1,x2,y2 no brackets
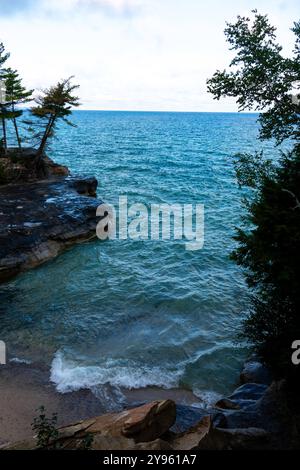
0,362,201,447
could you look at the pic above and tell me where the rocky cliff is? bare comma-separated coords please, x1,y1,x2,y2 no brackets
0,150,101,283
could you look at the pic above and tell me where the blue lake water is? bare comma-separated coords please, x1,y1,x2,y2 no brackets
0,112,277,405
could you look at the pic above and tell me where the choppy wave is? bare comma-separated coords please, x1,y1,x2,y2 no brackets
9,357,32,365
50,351,182,393
0,112,269,400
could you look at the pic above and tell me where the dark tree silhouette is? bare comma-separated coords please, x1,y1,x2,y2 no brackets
208,10,300,378
4,68,34,149
0,42,10,153
28,77,80,167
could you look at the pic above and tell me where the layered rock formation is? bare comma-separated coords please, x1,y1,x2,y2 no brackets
3,365,299,450
0,173,100,282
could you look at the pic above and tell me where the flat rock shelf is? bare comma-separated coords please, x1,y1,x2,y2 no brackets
0,176,101,283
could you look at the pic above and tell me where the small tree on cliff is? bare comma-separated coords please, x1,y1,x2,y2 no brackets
0,42,10,153
207,11,300,379
4,68,34,149
29,77,80,167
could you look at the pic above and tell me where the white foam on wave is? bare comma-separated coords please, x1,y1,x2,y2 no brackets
9,357,32,365
50,351,182,394
193,389,222,408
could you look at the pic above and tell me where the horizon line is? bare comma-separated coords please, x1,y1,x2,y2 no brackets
73,109,259,114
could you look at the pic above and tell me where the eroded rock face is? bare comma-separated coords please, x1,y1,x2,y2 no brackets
0,176,101,282
1,400,177,450
59,399,176,447
2,387,299,450
197,426,270,451
0,149,70,184
170,416,212,450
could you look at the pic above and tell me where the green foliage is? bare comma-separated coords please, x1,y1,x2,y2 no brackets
3,68,34,148
232,148,300,371
31,406,59,449
80,433,94,450
0,42,10,152
0,44,33,150
0,42,10,71
0,41,80,164
208,11,300,378
28,77,80,158
4,67,33,106
207,10,300,144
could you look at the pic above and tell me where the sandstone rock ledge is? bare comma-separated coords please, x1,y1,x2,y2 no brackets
3,374,300,450
0,175,101,283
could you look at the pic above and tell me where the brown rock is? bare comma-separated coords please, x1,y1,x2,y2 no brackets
56,400,176,448
134,439,173,450
214,398,241,410
170,415,212,450
2,401,176,450
0,438,37,450
44,156,70,177
122,400,176,442
83,400,176,443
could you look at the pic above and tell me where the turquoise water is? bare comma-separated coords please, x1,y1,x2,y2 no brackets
0,112,276,404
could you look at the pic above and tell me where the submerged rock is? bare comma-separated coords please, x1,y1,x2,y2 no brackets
0,175,101,282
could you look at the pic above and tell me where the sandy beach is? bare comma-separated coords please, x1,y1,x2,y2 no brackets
0,361,202,447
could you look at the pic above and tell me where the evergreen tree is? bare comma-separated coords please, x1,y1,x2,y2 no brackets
207,11,300,378
0,42,10,153
4,68,34,149
28,77,80,166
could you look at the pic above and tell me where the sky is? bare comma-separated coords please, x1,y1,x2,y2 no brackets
0,0,299,111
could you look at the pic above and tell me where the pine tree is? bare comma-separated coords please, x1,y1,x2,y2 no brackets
4,68,34,149
0,43,10,153
208,11,300,378
29,77,80,167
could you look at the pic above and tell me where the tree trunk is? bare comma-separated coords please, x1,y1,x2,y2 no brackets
36,115,56,168
1,115,7,153
13,118,21,149
12,103,21,149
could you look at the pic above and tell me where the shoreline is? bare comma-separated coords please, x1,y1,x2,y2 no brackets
0,361,203,446
1,355,294,450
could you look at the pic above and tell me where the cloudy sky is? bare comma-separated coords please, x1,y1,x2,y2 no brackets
0,0,298,111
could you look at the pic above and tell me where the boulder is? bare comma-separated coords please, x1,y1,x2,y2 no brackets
240,359,272,385
170,416,212,450
170,404,211,433
197,426,270,450
227,382,268,407
122,400,176,441
1,400,176,450
214,398,241,410
57,400,176,448
90,436,173,451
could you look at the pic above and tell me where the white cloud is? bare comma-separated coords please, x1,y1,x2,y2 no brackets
0,0,298,111
43,0,142,16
